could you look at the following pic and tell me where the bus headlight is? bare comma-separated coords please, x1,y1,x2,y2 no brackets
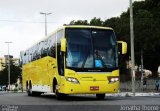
108,76,119,83
66,77,80,84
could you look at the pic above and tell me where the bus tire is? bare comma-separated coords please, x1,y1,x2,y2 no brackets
54,84,66,100
96,94,105,100
27,82,32,96
27,89,32,96
27,86,42,96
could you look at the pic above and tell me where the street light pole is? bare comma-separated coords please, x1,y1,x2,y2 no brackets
5,41,12,92
40,12,52,36
129,0,136,96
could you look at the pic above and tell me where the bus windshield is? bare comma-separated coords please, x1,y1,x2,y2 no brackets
66,28,118,72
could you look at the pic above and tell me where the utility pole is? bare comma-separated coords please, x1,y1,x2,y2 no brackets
130,0,136,96
40,12,52,36
5,41,12,92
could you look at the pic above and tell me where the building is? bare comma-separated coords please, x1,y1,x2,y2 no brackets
0,57,7,71
158,65,160,77
0,55,19,71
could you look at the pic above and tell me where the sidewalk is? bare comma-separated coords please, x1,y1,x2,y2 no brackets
106,92,160,97
0,90,24,93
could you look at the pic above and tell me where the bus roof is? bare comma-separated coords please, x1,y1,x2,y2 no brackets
63,25,113,30
21,25,113,53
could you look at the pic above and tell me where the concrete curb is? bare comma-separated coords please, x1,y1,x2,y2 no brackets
105,92,160,97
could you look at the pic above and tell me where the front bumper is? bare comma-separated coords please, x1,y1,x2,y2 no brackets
59,80,119,94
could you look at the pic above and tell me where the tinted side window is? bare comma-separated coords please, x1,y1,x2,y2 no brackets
57,30,64,43
48,34,56,58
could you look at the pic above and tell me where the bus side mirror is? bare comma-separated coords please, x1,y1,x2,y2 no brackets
61,38,66,52
117,41,127,54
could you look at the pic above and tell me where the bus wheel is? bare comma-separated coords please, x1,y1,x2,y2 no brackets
96,94,105,100
54,84,65,100
27,83,32,96
26,81,30,96
27,85,42,96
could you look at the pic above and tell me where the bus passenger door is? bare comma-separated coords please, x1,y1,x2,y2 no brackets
57,44,65,76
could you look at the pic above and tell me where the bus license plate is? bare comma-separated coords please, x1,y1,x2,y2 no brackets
90,86,99,91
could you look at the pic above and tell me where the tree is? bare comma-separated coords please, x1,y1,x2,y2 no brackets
69,20,89,25
90,17,103,26
0,60,21,85
68,0,160,74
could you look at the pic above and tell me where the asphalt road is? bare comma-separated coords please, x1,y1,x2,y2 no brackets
0,92,160,111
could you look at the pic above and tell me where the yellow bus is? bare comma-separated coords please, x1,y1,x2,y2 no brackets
20,25,127,100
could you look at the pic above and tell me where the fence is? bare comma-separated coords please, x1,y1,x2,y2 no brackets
119,78,157,92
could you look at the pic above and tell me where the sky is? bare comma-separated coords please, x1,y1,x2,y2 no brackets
0,0,140,58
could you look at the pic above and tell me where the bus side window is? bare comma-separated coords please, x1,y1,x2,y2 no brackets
49,46,56,58
41,48,48,58
48,34,56,58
